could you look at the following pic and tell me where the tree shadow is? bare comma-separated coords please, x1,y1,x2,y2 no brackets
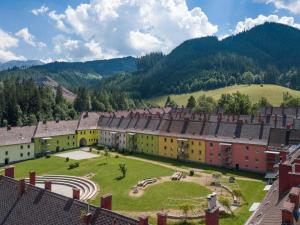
114,175,125,181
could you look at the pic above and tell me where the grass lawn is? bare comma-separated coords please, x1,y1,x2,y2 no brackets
0,150,266,225
149,84,300,107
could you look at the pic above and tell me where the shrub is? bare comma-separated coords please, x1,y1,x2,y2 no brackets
65,157,69,162
115,155,119,158
189,170,194,176
89,147,92,152
69,162,80,169
45,155,51,159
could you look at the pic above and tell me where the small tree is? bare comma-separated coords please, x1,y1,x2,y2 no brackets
242,71,254,85
179,204,194,222
219,196,232,215
118,163,127,178
186,96,196,108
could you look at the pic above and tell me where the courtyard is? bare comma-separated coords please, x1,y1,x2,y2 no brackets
0,148,266,225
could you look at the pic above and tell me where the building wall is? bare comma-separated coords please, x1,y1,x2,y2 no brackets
187,139,206,163
99,130,127,150
232,143,267,172
34,134,77,154
158,136,178,159
205,140,222,166
76,129,99,146
99,130,113,146
136,133,159,155
0,143,34,165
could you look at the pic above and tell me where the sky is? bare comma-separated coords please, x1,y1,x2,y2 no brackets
0,0,300,63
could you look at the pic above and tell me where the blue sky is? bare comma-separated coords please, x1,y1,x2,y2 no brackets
0,0,300,62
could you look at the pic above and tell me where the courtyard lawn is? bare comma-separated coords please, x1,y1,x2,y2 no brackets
1,150,266,224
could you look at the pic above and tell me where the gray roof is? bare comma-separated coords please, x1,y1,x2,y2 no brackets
0,176,139,225
0,126,36,146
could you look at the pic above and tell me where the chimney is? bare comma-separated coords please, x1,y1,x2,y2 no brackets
19,179,26,195
82,213,92,225
4,166,15,178
101,193,112,210
44,180,52,191
157,213,167,225
279,163,292,196
139,215,149,225
7,125,11,131
282,201,295,225
289,187,300,208
29,171,36,186
205,193,219,225
73,188,80,200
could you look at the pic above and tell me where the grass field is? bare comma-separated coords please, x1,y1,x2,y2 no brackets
0,150,266,225
149,84,300,107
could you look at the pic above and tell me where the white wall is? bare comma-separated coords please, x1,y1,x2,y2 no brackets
0,142,35,165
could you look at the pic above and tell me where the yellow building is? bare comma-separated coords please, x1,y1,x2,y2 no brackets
158,135,179,159
187,139,206,163
77,112,100,146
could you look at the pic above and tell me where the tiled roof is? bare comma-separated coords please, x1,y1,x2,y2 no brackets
77,112,100,130
0,126,36,146
35,120,78,138
245,180,287,225
0,176,139,225
268,128,287,146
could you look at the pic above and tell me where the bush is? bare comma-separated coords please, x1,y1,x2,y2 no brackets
189,170,194,176
45,155,51,159
65,157,69,162
89,147,92,152
69,162,80,169
115,155,119,158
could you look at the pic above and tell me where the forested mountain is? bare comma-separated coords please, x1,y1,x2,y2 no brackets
0,60,43,71
0,56,137,89
100,23,300,97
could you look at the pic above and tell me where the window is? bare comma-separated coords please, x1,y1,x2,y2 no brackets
27,145,30,149
245,156,249,161
191,150,194,153
90,131,92,134
27,152,30,156
5,151,8,155
255,158,259,163
192,141,194,145
20,153,23,157
245,146,249,150
210,143,213,147
171,139,173,143
164,146,167,150
164,138,167,142
199,150,202,154
73,142,75,145
20,145,23,149
210,153,213,156
57,140,59,144
67,136,70,139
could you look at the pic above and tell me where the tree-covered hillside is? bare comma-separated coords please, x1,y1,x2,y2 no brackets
100,23,300,97
0,56,137,89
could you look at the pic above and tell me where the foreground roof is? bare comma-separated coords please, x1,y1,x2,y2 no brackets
0,176,139,225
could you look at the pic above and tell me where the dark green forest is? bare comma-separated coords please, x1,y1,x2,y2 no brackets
0,78,145,127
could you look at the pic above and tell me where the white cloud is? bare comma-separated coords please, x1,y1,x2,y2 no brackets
15,28,46,48
0,28,25,62
234,14,300,34
258,0,300,14
31,5,49,15
47,0,217,59
53,35,117,61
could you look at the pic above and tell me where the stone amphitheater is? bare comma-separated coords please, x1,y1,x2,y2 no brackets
25,175,98,201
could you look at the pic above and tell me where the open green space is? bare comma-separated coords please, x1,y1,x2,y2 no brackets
1,149,266,225
149,84,300,107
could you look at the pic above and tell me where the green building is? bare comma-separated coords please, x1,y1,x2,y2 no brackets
34,120,78,155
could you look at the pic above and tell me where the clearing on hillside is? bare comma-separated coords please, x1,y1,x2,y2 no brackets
149,84,300,107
